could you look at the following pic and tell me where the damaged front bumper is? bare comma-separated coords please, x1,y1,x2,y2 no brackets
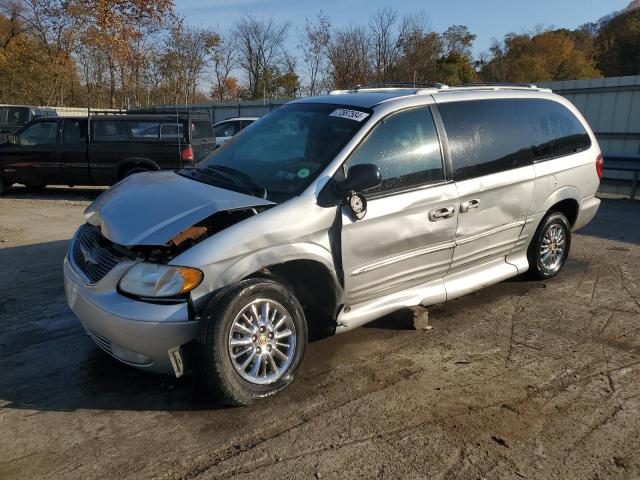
63,255,199,376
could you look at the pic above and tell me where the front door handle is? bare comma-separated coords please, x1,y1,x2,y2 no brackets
460,199,480,213
429,206,455,221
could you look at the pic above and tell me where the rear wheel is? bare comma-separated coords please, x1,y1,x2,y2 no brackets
527,211,571,279
196,278,307,406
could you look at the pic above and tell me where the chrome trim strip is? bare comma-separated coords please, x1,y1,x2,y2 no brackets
455,220,526,246
351,241,456,276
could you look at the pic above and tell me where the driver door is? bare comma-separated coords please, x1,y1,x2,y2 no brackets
340,106,458,306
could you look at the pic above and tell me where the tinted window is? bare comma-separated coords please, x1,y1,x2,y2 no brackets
439,98,591,181
92,120,128,142
20,121,58,145
7,107,29,125
160,123,186,141
347,107,443,194
62,119,86,144
214,121,238,138
129,121,159,140
192,120,213,139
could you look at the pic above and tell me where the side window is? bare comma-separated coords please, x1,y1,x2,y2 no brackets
62,119,86,144
240,119,254,129
347,107,444,195
439,99,535,181
7,107,29,125
19,121,58,146
129,121,160,140
529,100,591,160
214,121,238,138
160,123,186,141
92,120,128,142
439,98,592,181
192,120,214,140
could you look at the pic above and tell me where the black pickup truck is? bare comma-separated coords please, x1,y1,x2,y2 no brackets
0,112,215,193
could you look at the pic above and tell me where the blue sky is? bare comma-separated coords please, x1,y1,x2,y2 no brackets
177,0,630,56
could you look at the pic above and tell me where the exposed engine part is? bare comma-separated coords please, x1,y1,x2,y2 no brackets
109,207,268,264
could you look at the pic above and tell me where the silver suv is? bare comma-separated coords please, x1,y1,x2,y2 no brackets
64,83,602,405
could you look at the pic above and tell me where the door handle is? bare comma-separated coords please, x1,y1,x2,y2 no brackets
429,206,455,221
460,199,480,213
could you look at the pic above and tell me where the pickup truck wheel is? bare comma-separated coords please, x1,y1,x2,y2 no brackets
527,211,571,280
122,166,149,178
197,278,307,406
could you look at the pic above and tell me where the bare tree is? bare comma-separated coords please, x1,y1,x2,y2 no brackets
328,25,370,89
368,7,407,82
299,11,331,95
210,34,238,101
233,14,290,99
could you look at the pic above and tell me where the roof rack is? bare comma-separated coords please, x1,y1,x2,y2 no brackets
354,82,450,90
330,81,450,95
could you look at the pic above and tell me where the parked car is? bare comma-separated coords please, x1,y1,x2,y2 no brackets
0,105,57,140
0,112,215,193
213,117,257,146
64,83,602,405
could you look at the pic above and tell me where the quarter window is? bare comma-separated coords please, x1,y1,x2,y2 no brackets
439,98,591,181
347,107,444,195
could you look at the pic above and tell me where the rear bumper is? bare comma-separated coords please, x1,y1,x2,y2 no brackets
63,255,199,375
574,195,601,231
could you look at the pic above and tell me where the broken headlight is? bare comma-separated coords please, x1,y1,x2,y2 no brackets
119,263,203,298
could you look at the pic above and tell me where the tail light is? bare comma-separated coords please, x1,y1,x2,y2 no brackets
181,146,194,165
595,153,604,179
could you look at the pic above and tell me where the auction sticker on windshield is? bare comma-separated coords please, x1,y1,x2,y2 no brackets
329,109,370,122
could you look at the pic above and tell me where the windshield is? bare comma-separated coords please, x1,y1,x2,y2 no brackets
183,103,371,202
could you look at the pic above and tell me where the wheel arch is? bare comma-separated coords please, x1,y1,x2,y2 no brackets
541,186,580,227
196,244,344,339
117,158,160,179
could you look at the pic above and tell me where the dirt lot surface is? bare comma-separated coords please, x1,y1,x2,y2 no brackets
1,186,640,480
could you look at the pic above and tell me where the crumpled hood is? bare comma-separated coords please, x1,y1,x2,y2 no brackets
84,171,273,246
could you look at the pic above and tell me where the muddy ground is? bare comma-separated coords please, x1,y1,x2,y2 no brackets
1,186,639,480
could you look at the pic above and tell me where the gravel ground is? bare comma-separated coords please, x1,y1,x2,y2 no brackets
0,186,639,480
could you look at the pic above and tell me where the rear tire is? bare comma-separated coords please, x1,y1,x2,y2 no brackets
526,211,571,280
196,278,307,406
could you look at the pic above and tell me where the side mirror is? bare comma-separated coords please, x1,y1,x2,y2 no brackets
335,163,382,195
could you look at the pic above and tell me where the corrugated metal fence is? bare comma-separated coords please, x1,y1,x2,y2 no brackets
536,76,640,198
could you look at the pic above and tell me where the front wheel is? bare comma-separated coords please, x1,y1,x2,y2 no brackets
527,211,571,280
196,278,308,406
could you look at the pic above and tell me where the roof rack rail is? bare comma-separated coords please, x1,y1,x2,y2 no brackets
87,108,127,115
353,82,450,90
458,82,540,89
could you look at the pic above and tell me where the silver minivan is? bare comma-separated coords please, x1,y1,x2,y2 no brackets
64,84,602,405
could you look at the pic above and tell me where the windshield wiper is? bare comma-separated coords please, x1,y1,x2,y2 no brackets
181,168,256,197
205,164,268,199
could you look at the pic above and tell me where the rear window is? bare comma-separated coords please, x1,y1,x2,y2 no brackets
3,107,29,125
439,98,591,181
160,123,186,141
192,120,213,140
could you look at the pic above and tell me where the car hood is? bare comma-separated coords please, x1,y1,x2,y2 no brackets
84,171,274,246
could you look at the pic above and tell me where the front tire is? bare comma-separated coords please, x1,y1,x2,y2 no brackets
196,278,308,406
527,211,571,280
